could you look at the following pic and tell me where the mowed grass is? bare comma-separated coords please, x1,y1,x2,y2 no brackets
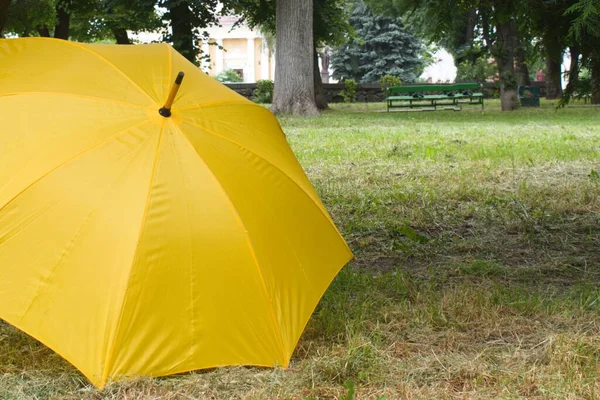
2,100,600,399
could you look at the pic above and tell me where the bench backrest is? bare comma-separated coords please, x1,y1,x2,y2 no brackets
387,83,481,95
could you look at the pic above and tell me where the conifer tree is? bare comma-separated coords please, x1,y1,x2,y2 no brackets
331,0,425,83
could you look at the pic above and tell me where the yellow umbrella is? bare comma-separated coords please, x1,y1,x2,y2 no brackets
0,38,352,388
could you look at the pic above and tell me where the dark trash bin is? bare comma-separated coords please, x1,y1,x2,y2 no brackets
519,86,540,107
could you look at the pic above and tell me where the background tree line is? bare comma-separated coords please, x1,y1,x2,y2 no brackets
367,0,600,110
1,0,599,114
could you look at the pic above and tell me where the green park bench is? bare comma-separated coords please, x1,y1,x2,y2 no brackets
386,83,484,111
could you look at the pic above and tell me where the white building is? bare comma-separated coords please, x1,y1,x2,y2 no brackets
202,16,275,82
132,16,274,83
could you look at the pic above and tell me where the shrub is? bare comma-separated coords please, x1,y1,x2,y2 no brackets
456,58,497,83
253,79,274,104
380,75,402,92
216,69,243,83
341,79,358,103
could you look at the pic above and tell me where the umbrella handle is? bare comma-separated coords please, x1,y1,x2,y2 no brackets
159,71,185,117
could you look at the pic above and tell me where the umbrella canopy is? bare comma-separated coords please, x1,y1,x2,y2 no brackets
0,38,352,388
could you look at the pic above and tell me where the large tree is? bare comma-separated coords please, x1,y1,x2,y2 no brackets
331,0,425,83
488,2,519,111
528,0,573,99
160,0,222,64
270,0,317,115
230,0,349,111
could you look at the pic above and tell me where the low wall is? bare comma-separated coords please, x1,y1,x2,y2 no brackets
225,81,547,103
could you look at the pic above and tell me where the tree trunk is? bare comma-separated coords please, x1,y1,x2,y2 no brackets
271,0,318,116
545,56,562,99
112,27,132,44
493,20,518,111
465,8,477,64
515,42,530,86
590,50,600,104
0,0,11,37
37,26,51,37
167,0,196,64
53,0,71,40
314,47,328,110
565,46,580,97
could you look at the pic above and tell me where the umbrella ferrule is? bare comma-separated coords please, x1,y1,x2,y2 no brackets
159,71,185,118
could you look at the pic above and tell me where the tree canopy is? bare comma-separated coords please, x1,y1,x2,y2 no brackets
367,0,600,108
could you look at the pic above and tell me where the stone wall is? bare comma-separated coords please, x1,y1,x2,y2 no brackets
225,81,548,103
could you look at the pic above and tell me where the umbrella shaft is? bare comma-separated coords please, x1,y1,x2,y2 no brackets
159,72,185,117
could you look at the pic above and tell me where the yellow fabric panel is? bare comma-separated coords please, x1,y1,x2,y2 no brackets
0,38,353,388
0,38,154,106
0,94,151,210
167,46,249,110
106,122,283,383
83,43,172,106
0,122,161,385
179,123,353,356
177,104,332,219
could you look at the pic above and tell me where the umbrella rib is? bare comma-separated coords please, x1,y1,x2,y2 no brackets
181,120,344,239
169,130,196,364
172,124,288,363
166,45,173,101
100,119,166,385
178,99,255,112
0,92,147,109
16,131,157,323
0,119,151,216
64,41,157,105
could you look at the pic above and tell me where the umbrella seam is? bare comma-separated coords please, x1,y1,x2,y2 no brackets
66,41,157,106
167,45,173,103
0,119,151,216
100,119,166,386
172,123,288,364
180,121,347,242
15,129,157,324
169,127,196,364
178,99,256,111
0,92,147,109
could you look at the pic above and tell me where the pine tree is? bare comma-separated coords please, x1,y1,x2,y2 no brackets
331,0,425,83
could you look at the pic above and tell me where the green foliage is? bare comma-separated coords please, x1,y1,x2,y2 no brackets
5,0,56,36
253,79,274,104
379,75,402,92
70,0,161,43
558,68,594,107
216,69,244,83
341,79,358,103
4,0,161,44
456,58,497,83
367,0,485,65
565,0,600,41
331,1,426,83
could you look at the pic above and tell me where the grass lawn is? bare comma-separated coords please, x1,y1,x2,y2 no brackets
1,100,599,399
